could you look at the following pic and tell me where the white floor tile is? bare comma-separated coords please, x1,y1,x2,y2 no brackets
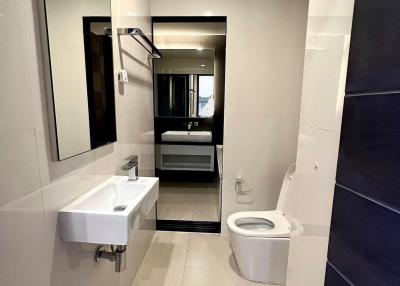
158,188,197,204
135,232,270,286
141,231,190,268
132,264,184,286
157,203,195,220
193,203,219,221
186,233,268,286
181,266,234,286
186,233,231,267
157,183,219,221
193,191,219,203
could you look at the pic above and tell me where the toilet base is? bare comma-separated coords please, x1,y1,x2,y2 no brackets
229,230,290,285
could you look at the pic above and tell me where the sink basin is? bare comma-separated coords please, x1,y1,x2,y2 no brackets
59,176,159,245
161,131,212,142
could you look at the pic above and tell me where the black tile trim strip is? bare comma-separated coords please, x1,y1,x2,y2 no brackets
336,183,400,215
346,90,400,97
152,16,227,23
327,260,355,286
156,220,221,233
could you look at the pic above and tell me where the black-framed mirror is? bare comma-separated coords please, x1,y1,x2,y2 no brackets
44,0,116,160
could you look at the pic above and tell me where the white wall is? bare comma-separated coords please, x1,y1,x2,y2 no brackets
46,0,110,159
284,1,355,285
0,0,155,285
152,0,309,233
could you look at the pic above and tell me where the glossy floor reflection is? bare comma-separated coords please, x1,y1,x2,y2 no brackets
157,182,219,221
131,231,269,286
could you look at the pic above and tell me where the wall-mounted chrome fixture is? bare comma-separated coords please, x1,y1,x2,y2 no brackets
95,245,126,272
235,177,253,204
105,28,162,59
121,155,139,181
188,74,198,117
235,177,252,196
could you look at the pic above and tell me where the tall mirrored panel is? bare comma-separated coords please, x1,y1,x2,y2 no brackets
44,0,116,160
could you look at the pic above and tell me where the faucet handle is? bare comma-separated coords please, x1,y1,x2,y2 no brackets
122,154,138,170
124,154,138,162
121,161,136,171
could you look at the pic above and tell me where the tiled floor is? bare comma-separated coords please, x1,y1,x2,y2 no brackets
157,182,219,221
131,231,268,286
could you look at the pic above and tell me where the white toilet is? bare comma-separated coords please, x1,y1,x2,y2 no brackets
227,163,295,285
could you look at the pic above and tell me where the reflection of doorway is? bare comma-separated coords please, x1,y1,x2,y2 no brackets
152,17,226,233
156,74,215,118
198,75,215,117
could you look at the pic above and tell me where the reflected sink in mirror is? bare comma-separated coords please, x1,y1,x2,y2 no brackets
161,131,212,142
59,176,159,245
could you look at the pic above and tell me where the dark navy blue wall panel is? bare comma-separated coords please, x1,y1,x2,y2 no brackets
326,1,400,284
325,262,351,286
346,0,400,94
328,185,400,286
336,93,400,211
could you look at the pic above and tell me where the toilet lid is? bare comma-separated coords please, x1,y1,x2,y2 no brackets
227,210,291,238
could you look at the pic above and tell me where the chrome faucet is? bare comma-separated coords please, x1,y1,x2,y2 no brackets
187,121,193,130
121,155,139,181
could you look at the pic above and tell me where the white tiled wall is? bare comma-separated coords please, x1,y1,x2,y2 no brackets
285,1,355,285
151,0,309,234
0,0,155,285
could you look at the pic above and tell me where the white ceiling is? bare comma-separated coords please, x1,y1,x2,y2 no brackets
153,22,226,36
160,49,215,59
153,22,226,50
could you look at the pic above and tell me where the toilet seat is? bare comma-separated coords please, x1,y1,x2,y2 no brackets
227,210,291,238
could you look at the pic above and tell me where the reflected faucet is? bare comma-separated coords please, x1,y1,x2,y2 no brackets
121,155,139,181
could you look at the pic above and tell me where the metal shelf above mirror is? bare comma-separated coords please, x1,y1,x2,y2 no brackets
105,28,162,59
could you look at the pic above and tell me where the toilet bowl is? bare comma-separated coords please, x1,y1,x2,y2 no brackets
227,163,295,285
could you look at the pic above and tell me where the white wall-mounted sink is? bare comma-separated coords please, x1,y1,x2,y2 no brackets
59,176,159,245
161,131,212,142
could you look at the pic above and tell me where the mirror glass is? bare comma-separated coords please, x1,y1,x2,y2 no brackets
154,49,215,118
45,0,116,160
153,21,226,120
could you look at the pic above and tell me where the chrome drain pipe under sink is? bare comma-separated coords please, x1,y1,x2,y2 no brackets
95,245,126,272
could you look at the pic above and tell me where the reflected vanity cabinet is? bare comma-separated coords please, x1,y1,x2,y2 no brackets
156,144,215,172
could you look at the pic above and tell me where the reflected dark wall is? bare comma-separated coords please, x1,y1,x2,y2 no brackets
213,49,225,145
83,17,116,149
157,74,188,117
